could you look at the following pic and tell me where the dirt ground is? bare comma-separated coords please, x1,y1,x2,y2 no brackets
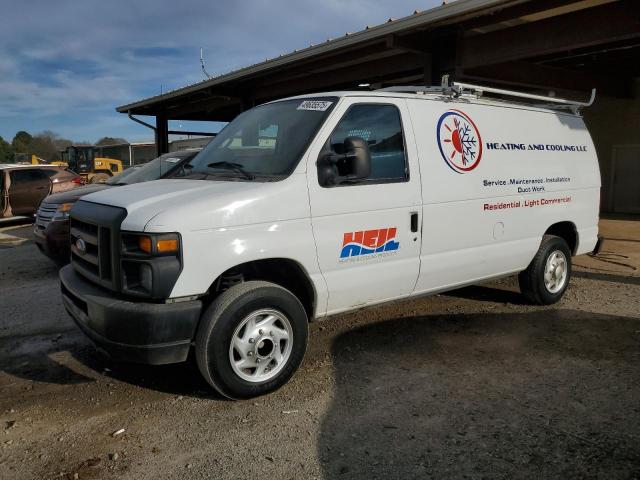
0,217,639,479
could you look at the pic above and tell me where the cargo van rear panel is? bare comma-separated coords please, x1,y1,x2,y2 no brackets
406,99,600,294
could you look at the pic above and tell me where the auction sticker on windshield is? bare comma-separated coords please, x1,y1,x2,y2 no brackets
297,100,333,111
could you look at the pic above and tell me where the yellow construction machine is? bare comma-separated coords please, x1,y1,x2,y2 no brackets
14,153,68,167
60,145,123,183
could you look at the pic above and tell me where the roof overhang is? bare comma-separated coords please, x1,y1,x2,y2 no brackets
117,0,639,120
117,0,519,114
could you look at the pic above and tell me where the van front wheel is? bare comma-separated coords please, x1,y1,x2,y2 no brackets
519,235,572,305
195,281,308,399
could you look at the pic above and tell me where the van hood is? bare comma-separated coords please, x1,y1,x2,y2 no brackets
79,177,308,232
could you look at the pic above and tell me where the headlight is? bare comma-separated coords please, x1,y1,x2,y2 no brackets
137,234,179,255
120,232,182,299
52,203,74,221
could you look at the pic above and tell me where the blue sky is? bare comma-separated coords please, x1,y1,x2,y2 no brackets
0,0,442,143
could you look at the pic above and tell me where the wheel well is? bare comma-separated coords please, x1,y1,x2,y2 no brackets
545,222,578,255
206,259,316,319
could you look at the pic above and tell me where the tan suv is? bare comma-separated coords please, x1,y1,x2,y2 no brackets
1,164,82,219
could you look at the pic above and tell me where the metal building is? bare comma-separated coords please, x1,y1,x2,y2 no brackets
94,142,156,166
95,138,212,166
117,0,640,213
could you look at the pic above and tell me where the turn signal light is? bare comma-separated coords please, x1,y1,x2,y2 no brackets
137,235,179,254
57,203,74,213
157,239,179,253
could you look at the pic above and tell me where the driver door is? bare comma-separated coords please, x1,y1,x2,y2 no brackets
307,98,423,315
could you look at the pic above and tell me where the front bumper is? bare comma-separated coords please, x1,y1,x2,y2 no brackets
60,265,202,365
34,220,70,263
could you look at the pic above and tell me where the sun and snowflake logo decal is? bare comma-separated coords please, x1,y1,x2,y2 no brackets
436,109,483,174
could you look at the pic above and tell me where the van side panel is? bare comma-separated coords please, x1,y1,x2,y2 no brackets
407,100,600,294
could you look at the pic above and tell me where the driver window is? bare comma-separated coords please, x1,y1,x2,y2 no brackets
329,104,408,184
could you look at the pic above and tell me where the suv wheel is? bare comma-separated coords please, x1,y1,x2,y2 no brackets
195,281,308,399
519,234,572,305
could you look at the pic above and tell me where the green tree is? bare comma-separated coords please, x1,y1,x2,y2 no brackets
56,137,73,151
0,136,14,163
30,131,61,162
11,131,33,154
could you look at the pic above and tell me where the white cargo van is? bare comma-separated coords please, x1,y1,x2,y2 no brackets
60,83,601,399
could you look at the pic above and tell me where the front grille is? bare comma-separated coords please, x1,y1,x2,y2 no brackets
69,201,126,292
35,203,58,229
70,218,102,280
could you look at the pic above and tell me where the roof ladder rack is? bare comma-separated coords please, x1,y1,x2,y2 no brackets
376,85,457,94
451,81,596,114
377,77,596,114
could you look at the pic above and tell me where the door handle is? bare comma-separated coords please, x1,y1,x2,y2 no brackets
410,212,419,233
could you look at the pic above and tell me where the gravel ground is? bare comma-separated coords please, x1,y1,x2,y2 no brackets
0,219,639,479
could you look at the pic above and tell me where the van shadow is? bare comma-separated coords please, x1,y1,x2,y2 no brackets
78,348,217,399
0,330,217,399
0,331,97,386
443,284,527,305
318,309,640,479
573,270,640,286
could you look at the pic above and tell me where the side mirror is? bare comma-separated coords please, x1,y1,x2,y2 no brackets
343,137,371,179
317,136,371,187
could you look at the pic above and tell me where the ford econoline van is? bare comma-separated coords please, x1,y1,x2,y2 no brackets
59,83,601,399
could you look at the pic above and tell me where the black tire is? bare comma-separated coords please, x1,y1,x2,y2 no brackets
89,173,110,184
519,234,572,305
195,281,308,399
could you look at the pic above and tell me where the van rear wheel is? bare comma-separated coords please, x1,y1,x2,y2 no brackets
195,281,308,399
519,235,572,305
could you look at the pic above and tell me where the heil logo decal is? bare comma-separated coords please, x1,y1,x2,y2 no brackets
437,109,483,174
340,228,399,259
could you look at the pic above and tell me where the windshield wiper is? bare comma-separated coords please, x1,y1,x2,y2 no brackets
171,162,193,177
207,161,255,180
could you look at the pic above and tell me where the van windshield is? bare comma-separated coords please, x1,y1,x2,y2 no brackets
105,151,199,185
187,97,337,179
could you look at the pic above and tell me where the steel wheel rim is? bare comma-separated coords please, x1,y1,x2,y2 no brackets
229,308,293,383
544,250,568,293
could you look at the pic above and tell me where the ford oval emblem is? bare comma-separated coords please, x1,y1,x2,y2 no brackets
75,237,87,255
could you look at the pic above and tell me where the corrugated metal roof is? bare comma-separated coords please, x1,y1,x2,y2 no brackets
116,0,520,112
